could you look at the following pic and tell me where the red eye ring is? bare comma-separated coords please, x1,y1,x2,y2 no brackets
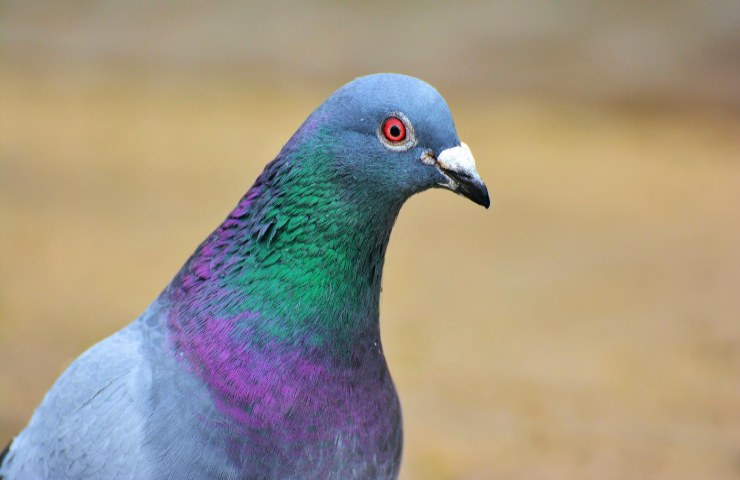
382,116,406,143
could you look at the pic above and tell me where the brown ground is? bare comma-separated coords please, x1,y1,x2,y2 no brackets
1,69,739,479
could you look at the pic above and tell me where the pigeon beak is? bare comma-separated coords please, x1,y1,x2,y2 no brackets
435,143,490,208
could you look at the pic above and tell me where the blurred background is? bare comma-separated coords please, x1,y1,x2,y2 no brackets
1,1,739,478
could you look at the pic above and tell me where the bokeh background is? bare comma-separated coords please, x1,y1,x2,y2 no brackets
1,1,739,479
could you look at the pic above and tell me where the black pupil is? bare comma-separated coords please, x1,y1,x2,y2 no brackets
389,125,401,138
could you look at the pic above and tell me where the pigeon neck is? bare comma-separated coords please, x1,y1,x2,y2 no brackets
164,132,402,351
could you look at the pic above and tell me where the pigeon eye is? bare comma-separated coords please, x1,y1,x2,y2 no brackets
378,113,416,151
382,117,406,143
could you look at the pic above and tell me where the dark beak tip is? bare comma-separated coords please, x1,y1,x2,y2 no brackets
440,167,490,210
470,183,491,209
479,183,491,209
476,191,491,209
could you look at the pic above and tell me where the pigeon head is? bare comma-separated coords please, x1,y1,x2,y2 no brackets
166,74,489,348
304,73,490,208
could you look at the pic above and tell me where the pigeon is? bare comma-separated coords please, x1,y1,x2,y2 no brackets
0,73,489,479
